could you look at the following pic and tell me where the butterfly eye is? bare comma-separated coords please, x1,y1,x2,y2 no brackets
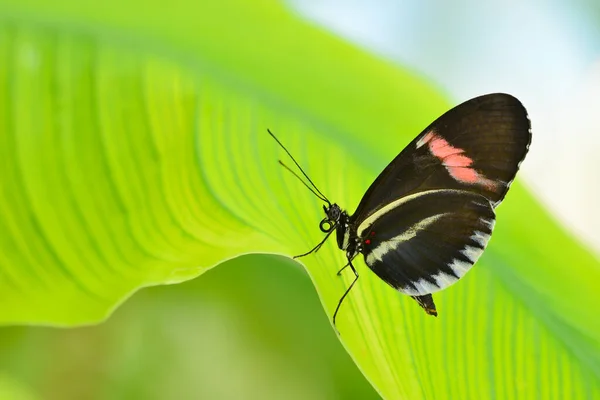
319,218,335,233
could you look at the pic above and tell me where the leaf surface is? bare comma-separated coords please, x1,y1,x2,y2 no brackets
0,1,598,398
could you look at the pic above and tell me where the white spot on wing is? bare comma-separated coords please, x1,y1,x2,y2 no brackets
399,270,464,296
400,278,441,296
416,131,434,148
434,272,457,287
480,218,496,231
471,230,491,247
461,245,484,263
399,286,419,296
450,258,472,276
415,279,440,293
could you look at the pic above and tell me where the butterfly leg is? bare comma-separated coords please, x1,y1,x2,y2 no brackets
333,259,359,330
336,264,349,276
293,228,335,259
336,247,358,275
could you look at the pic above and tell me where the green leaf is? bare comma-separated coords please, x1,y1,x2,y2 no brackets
0,255,381,399
0,1,599,399
0,373,37,400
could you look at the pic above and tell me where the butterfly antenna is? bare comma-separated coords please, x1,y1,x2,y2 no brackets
278,160,329,203
268,129,331,206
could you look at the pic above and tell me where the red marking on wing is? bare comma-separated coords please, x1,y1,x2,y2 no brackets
429,136,463,158
420,130,500,191
444,154,473,167
448,166,478,183
365,239,371,245
428,135,474,165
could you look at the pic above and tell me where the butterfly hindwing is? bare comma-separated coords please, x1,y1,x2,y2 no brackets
351,93,530,226
357,189,495,296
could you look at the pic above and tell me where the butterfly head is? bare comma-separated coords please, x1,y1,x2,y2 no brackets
320,203,342,233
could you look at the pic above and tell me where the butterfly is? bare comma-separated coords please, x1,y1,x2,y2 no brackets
269,93,531,329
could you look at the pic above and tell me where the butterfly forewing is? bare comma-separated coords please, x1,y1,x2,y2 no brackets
358,189,495,296
351,93,531,226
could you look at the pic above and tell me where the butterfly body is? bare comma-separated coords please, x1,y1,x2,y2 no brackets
270,93,531,329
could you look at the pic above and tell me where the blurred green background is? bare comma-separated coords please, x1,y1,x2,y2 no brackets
1,0,600,399
0,256,380,399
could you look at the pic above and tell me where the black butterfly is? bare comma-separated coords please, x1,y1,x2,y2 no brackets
270,93,531,328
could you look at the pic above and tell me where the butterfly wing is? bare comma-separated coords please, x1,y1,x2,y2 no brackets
358,189,495,296
351,93,530,226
